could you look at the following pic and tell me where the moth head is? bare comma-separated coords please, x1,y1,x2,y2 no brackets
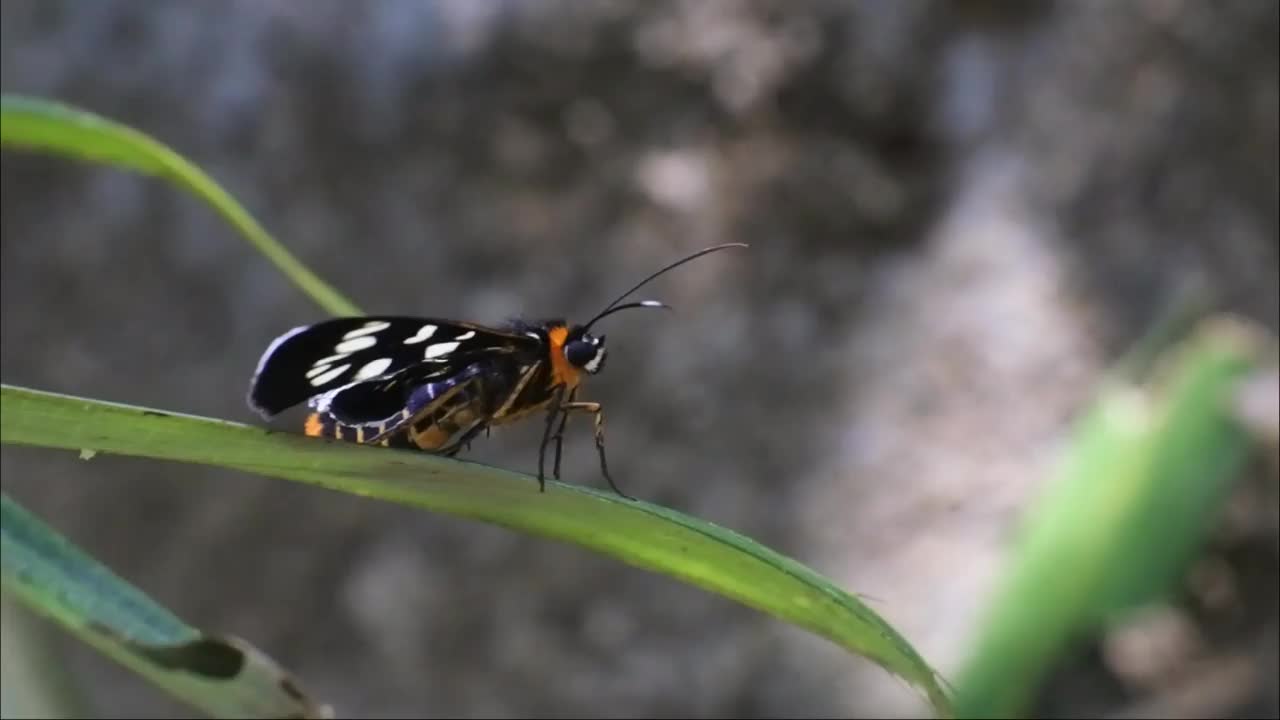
565,243,749,377
564,326,608,375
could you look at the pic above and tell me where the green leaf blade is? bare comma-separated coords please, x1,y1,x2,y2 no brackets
2,492,330,719
1,383,953,717
1,493,193,647
0,94,361,318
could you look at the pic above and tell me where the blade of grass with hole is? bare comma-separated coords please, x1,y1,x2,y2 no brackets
1,383,954,717
0,94,359,318
951,316,1276,718
1,492,331,719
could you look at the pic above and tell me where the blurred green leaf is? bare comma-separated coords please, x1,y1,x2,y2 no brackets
2,596,89,719
0,93,360,318
1,492,330,719
1,383,953,717
952,316,1276,718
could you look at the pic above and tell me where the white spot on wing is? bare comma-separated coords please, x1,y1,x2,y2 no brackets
306,364,333,379
403,324,437,344
342,321,391,340
335,336,378,354
525,332,541,340
313,354,349,367
354,357,394,380
424,341,460,359
455,330,476,340
310,363,352,386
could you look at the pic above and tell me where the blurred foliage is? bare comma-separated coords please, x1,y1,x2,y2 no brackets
953,315,1277,718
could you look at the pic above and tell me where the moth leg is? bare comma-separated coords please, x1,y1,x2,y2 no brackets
363,363,486,443
452,376,489,454
537,386,567,493
435,414,492,457
364,377,472,445
559,400,632,501
550,387,577,480
409,377,490,455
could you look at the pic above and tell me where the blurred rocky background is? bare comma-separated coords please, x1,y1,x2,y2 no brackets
1,1,1276,717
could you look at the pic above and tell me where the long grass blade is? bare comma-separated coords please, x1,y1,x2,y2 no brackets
1,383,953,717
0,94,361,318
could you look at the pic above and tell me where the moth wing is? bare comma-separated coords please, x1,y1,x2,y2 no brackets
247,316,533,418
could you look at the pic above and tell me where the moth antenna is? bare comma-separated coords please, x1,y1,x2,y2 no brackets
585,300,672,328
583,243,747,330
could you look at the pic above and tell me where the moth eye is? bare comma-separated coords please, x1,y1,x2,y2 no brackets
564,340,598,368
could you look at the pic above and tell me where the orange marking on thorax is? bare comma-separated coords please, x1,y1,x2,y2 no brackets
546,324,582,391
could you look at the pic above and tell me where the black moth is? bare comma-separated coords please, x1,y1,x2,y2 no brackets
247,243,747,499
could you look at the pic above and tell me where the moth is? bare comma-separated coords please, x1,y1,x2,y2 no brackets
246,243,746,499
